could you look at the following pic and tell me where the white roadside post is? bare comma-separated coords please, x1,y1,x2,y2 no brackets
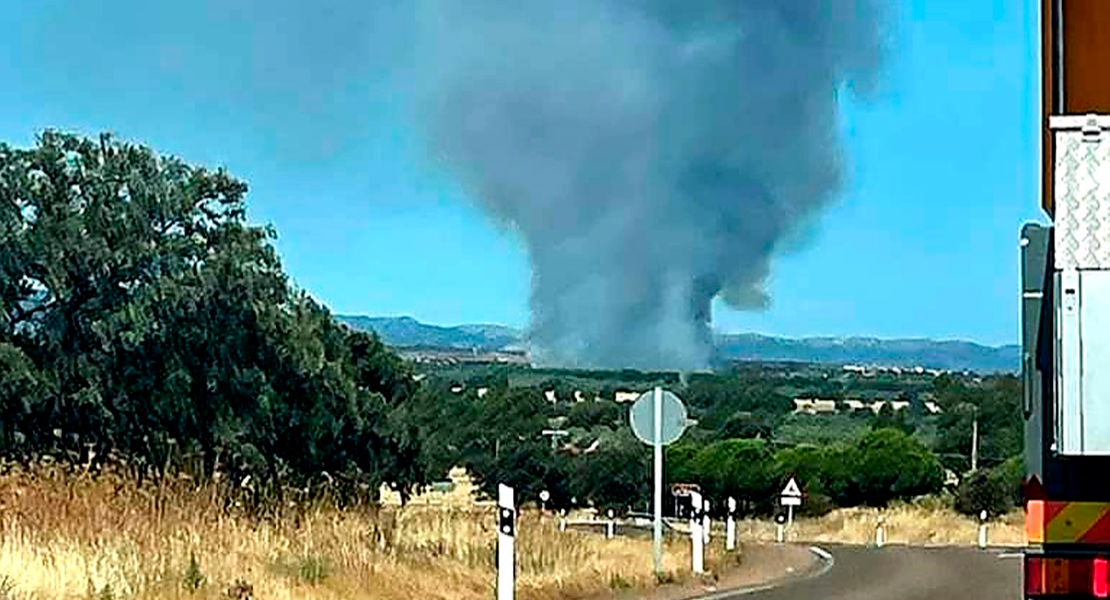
703,499,711,544
726,497,737,551
498,484,515,600
629,387,689,579
978,510,988,549
607,509,615,539
559,509,567,532
775,514,786,543
875,515,886,548
540,490,550,513
690,490,705,574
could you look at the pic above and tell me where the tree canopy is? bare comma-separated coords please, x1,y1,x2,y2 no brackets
0,131,421,508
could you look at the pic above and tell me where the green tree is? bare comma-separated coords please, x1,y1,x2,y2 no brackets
565,399,623,430
444,386,556,500
870,402,915,435
666,442,701,487
683,375,790,433
853,428,944,507
934,375,1022,472
955,456,1024,517
569,428,649,514
689,438,775,516
0,131,422,508
717,411,773,439
772,443,852,515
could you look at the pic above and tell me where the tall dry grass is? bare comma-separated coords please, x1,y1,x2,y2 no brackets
0,463,715,600
732,504,1025,547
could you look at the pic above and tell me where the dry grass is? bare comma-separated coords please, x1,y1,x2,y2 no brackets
0,464,727,600
731,504,1025,547
0,462,1017,600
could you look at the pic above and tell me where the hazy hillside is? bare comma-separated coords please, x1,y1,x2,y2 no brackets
337,316,522,351
336,315,1020,373
713,333,1019,373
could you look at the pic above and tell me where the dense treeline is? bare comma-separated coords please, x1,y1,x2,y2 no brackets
0,131,1024,520
0,132,425,510
421,367,1024,517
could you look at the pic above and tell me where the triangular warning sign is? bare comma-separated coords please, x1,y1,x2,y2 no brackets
781,477,802,497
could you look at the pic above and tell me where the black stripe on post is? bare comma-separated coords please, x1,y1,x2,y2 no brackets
499,507,515,537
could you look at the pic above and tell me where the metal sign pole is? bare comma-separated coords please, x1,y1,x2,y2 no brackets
779,477,802,538
652,386,663,576
629,387,688,579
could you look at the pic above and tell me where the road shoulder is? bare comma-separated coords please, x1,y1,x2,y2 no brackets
689,544,831,599
573,543,824,600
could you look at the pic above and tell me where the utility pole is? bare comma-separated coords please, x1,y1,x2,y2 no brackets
971,414,979,472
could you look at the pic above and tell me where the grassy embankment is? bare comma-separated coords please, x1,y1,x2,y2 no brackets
0,463,743,600
734,504,1025,547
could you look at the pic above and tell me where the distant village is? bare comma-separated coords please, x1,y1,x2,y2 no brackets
791,397,943,416
440,361,948,417
397,346,530,365
442,388,944,417
397,344,965,381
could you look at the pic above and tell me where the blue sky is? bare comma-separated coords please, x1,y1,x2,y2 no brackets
1,0,1042,346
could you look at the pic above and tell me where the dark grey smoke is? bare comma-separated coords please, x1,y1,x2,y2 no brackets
410,1,890,370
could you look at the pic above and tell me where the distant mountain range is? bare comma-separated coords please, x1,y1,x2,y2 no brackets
336,315,1020,373
713,333,1019,373
337,316,524,351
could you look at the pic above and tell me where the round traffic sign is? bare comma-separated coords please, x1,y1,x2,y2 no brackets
629,388,688,446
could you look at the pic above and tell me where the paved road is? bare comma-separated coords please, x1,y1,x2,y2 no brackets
732,545,1022,600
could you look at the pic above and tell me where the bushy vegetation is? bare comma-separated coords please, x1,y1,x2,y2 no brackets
418,368,1024,518
0,131,423,511
954,456,1024,518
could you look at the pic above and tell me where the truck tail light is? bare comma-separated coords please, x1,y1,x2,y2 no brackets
1025,556,1045,596
1095,557,1109,598
1026,555,1110,597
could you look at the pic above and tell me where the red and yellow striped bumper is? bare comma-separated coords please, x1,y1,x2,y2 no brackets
1027,500,1110,545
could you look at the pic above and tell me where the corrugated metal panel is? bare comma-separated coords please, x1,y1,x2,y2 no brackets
1052,115,1110,270
1052,115,1110,456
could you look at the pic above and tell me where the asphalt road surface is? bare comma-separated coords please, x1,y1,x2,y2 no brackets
732,545,1022,600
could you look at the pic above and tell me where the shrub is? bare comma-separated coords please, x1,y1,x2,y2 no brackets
955,456,1024,518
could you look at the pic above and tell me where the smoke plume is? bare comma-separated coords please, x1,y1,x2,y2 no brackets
410,1,889,370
